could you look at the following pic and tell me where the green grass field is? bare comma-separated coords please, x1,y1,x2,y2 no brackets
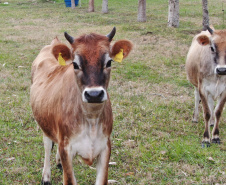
0,0,225,184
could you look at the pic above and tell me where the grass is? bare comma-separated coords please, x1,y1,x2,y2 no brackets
0,0,226,184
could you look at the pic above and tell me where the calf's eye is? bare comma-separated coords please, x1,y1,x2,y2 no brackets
73,62,80,70
106,60,112,68
210,46,215,52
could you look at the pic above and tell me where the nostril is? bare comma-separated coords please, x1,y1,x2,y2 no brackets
98,90,104,98
85,91,91,98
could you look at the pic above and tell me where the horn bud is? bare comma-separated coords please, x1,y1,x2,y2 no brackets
64,32,74,44
106,27,116,42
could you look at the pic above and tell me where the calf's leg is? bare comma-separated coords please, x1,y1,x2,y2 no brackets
95,139,111,185
59,142,77,185
192,87,200,122
207,94,215,127
212,92,226,143
199,90,211,147
42,134,52,185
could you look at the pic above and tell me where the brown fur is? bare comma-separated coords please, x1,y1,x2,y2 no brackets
73,33,110,64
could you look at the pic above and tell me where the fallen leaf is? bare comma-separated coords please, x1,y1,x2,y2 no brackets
108,180,118,184
6,157,15,161
109,162,117,165
125,172,134,176
115,138,122,141
208,157,214,161
160,150,166,155
181,170,187,176
89,166,96,170
123,140,136,148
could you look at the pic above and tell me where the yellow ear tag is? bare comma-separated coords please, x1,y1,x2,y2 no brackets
114,49,123,63
58,53,66,66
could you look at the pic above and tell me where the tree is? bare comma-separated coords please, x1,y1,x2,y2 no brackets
168,0,179,27
102,0,108,14
137,0,146,22
89,0,94,12
71,0,75,9
202,0,209,30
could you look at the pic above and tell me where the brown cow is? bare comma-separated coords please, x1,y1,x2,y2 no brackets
186,26,226,147
30,27,132,185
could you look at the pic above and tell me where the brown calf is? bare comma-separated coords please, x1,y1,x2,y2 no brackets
30,27,132,184
186,26,226,147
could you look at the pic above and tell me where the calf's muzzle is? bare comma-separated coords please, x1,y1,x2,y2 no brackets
216,67,226,75
82,87,107,103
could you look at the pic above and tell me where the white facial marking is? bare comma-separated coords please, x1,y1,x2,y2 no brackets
104,53,112,67
210,39,216,52
73,55,81,69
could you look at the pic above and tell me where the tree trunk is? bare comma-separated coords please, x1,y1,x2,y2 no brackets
168,0,179,27
71,0,75,9
88,0,94,12
137,0,146,22
102,0,108,14
202,0,209,30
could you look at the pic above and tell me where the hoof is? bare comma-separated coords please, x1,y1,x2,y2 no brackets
201,142,210,148
192,120,198,123
212,138,221,144
57,163,63,171
41,180,51,185
210,123,214,127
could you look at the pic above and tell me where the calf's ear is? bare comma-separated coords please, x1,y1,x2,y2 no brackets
111,40,133,60
52,44,72,61
197,35,210,46
51,37,61,45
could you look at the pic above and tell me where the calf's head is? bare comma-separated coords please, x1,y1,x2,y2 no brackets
52,27,132,103
197,26,226,75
